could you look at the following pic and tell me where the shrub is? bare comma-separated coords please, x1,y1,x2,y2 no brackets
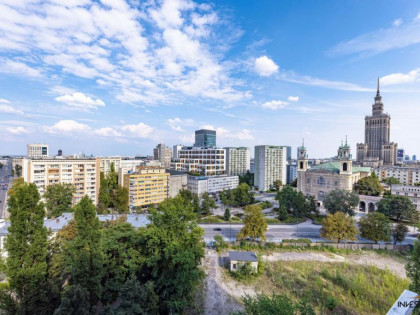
213,235,228,252
282,238,312,244
326,296,338,310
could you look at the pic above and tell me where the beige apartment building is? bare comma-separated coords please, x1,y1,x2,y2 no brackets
374,166,420,185
122,167,169,209
97,157,122,176
225,147,250,176
22,157,99,205
391,184,420,210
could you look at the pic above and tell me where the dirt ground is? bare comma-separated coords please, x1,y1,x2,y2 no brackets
201,249,409,314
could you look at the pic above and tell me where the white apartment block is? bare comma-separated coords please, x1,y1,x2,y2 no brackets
153,143,172,168
98,157,121,176
187,175,239,195
120,158,144,169
391,185,420,210
173,147,226,176
27,144,49,158
173,144,183,159
22,157,99,205
375,166,420,185
225,147,250,176
254,145,287,191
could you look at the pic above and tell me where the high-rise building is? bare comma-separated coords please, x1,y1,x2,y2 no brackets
27,143,49,158
254,145,287,191
171,147,225,175
153,143,172,168
356,79,397,166
172,144,183,159
98,157,121,176
122,167,169,209
22,157,99,205
225,147,250,176
194,129,216,148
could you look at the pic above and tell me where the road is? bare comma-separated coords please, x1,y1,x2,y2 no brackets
0,159,12,219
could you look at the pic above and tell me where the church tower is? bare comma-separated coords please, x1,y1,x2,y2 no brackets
338,137,352,175
297,139,308,172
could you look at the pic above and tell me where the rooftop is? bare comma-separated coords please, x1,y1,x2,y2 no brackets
229,251,258,262
310,162,371,174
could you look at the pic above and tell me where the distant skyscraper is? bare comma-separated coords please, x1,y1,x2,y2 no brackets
397,149,405,163
356,79,397,166
153,143,172,168
194,129,216,147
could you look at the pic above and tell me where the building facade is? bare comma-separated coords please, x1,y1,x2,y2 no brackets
153,143,172,168
297,141,371,202
391,185,420,211
172,147,225,175
194,129,216,148
172,144,183,159
225,147,250,176
356,79,397,166
374,166,420,185
22,157,99,205
27,143,49,158
98,157,121,176
122,167,169,209
187,175,239,195
287,161,297,184
167,169,188,198
254,145,287,191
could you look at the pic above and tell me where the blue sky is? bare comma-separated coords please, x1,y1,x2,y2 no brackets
1,0,420,158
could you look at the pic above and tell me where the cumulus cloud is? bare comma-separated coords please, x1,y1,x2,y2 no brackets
94,127,122,137
7,126,27,135
262,100,288,110
288,96,299,102
44,120,91,134
198,125,254,140
254,56,279,76
55,92,106,111
120,123,155,138
167,117,194,132
381,68,420,85
0,103,24,115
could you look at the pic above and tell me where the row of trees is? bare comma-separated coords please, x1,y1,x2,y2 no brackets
220,183,254,207
275,185,317,219
177,189,216,216
0,182,205,314
320,212,408,244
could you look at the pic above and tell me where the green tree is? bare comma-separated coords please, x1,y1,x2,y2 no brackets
239,171,254,186
324,189,359,216
274,180,283,191
234,183,253,206
320,212,358,243
101,222,144,305
239,293,295,315
414,182,420,187
291,178,298,187
44,183,75,217
275,185,313,218
98,172,111,213
201,192,216,216
178,189,201,214
358,212,391,243
54,285,90,315
113,186,129,214
224,207,231,221
14,165,22,177
237,205,267,241
8,177,24,197
3,183,49,313
392,223,409,245
213,235,228,252
275,185,297,212
377,195,418,222
355,172,384,196
382,177,401,186
277,204,288,221
69,196,103,309
110,278,159,315
142,196,205,313
108,162,118,190
407,239,420,294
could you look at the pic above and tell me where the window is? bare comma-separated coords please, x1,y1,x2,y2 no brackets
343,163,348,171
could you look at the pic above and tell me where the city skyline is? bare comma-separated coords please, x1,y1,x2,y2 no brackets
1,1,420,158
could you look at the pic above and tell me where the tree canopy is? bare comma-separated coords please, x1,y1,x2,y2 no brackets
354,173,384,196
237,204,267,241
392,223,408,245
220,183,254,207
44,183,75,217
320,212,358,243
323,189,359,216
377,195,418,222
358,212,391,243
275,185,317,218
382,177,401,186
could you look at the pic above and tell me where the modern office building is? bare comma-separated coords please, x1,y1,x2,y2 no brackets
194,129,216,148
225,147,250,176
187,175,239,195
167,169,188,198
374,166,420,185
172,144,183,159
397,149,405,163
153,143,172,168
122,167,169,209
254,145,287,191
356,79,398,166
172,147,225,175
21,157,99,205
297,141,371,202
27,143,49,158
391,185,420,211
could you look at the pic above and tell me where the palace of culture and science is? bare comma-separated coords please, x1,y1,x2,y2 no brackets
356,79,397,167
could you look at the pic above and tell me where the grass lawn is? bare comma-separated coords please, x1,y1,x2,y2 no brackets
238,260,409,314
307,214,326,225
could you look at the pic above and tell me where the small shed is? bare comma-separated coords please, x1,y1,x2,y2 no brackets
229,251,258,272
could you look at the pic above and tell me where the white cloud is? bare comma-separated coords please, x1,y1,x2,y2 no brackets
381,68,420,85
0,104,24,115
288,96,299,102
7,126,27,134
55,92,105,111
44,120,91,134
0,59,42,77
120,123,154,138
198,125,254,140
254,56,279,76
167,117,194,131
393,18,402,27
94,127,122,137
262,100,288,110
330,16,420,56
